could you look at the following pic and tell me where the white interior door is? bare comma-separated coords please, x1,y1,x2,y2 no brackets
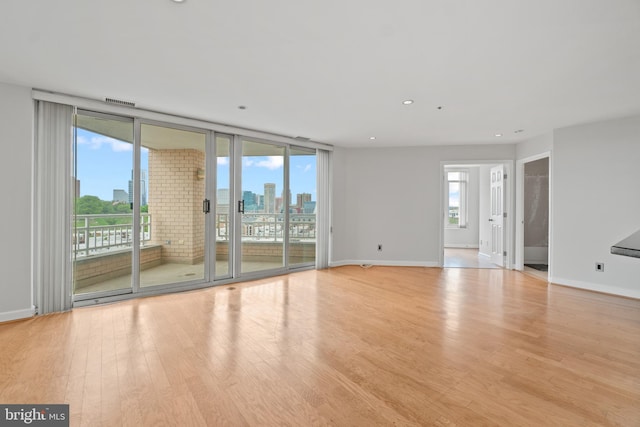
490,165,504,266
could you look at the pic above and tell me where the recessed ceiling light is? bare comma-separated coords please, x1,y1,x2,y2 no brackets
238,105,246,110
514,129,524,134
402,100,414,105
495,133,503,137
172,0,186,3
369,136,376,140
436,106,443,110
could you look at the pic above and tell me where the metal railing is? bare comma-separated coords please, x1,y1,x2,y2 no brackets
73,214,151,258
73,212,315,257
217,213,316,242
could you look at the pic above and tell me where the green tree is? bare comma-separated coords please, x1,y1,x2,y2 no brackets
75,195,103,214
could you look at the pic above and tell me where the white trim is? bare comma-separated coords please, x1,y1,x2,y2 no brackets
444,244,480,249
32,89,333,152
0,307,36,323
550,276,640,300
329,260,440,268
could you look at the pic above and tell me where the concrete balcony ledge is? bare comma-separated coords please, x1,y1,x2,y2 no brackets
74,245,162,289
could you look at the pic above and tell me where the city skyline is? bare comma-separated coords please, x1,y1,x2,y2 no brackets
76,128,316,203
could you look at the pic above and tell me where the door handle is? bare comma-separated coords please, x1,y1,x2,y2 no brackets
238,200,245,214
488,218,493,222
203,199,210,214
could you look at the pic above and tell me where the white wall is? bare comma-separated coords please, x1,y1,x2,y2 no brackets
331,144,515,266
516,132,553,160
444,167,480,248
0,83,34,321
551,115,640,298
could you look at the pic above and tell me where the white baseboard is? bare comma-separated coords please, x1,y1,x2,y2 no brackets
549,276,640,299
444,244,480,249
0,306,36,323
330,260,439,268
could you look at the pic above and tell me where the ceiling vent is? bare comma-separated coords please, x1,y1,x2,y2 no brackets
105,97,136,107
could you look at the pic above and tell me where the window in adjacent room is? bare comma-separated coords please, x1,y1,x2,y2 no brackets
446,170,468,228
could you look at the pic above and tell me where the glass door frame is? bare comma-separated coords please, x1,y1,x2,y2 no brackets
70,103,322,305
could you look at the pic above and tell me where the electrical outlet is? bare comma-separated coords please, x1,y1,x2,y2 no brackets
377,244,382,251
595,262,604,272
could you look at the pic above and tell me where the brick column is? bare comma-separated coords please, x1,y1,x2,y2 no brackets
148,149,205,264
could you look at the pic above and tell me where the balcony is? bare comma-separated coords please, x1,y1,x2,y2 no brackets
73,213,316,294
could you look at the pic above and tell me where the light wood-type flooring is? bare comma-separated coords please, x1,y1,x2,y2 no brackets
1,266,639,426
443,248,501,269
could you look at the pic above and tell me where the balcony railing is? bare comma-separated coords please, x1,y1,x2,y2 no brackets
216,213,316,242
73,214,152,258
74,212,316,258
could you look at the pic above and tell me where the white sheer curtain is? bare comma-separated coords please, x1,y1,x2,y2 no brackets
33,101,74,314
315,149,332,269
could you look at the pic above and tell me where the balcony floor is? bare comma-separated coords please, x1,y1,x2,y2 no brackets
74,260,287,295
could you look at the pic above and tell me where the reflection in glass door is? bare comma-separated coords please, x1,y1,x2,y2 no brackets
139,123,207,288
73,111,134,296
239,139,285,274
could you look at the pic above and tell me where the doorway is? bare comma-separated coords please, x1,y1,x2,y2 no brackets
518,155,550,280
441,161,512,269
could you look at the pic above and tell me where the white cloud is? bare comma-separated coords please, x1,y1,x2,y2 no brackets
77,135,132,152
295,163,313,173
217,157,229,166
245,156,283,170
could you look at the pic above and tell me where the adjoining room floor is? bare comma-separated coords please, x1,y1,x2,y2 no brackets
443,248,501,268
524,265,549,281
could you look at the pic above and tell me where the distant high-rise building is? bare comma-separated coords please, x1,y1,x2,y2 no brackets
113,189,128,203
140,170,147,206
275,196,283,214
296,193,312,208
264,183,276,213
303,201,316,214
242,190,257,211
128,169,148,206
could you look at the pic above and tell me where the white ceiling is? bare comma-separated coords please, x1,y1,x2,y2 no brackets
2,0,640,148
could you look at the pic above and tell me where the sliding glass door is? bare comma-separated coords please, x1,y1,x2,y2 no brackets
139,122,208,288
238,139,286,274
72,108,324,302
73,111,135,296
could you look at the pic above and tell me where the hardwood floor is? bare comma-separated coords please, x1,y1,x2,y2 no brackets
1,266,639,426
443,248,501,269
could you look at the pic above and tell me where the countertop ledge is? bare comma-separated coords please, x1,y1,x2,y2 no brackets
611,229,640,259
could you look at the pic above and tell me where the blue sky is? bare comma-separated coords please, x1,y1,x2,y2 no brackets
76,128,316,202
